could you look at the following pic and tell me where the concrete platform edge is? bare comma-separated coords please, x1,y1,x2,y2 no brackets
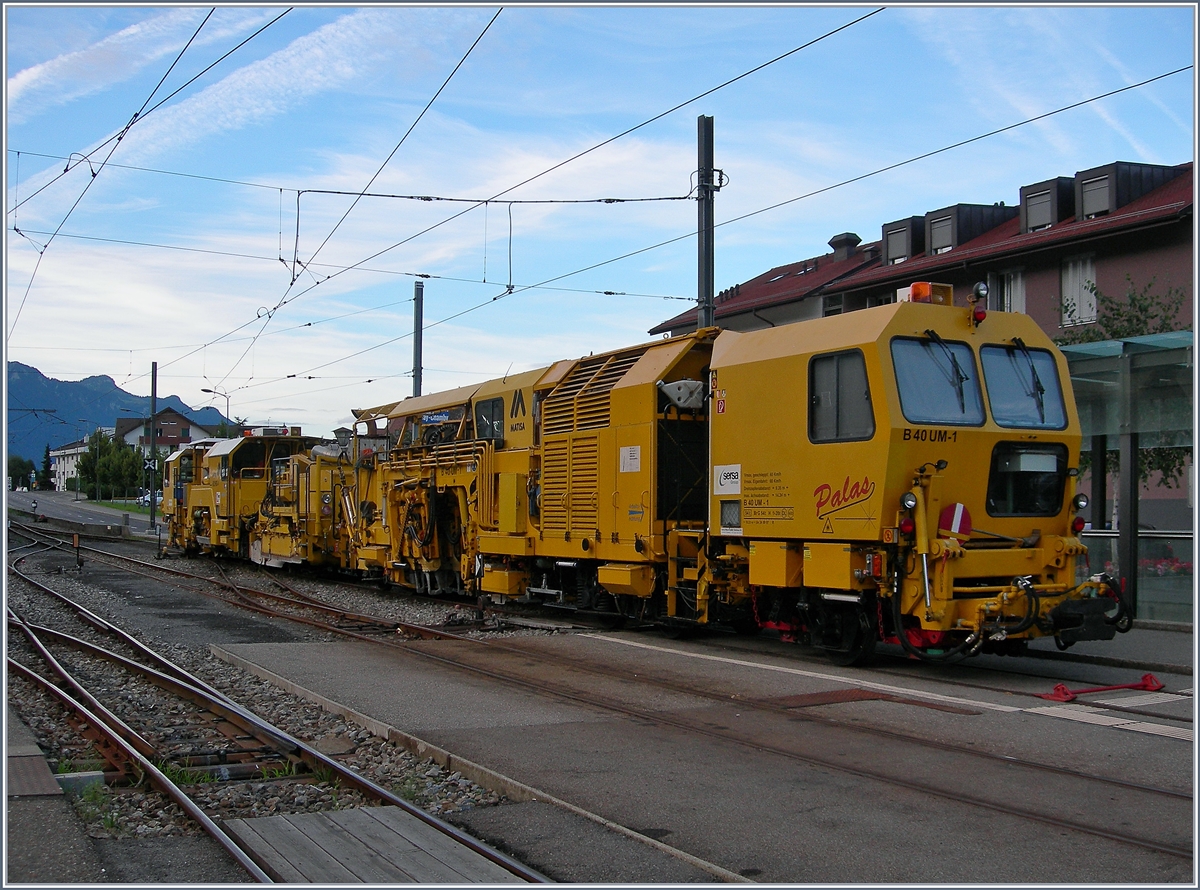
209,643,751,884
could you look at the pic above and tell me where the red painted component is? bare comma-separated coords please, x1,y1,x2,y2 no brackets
973,306,987,324
1072,516,1087,533
759,620,802,644
938,503,972,541
899,517,916,535
880,628,951,649
1034,673,1165,702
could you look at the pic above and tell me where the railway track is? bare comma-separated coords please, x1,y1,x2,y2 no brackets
12,524,1192,866
9,522,477,643
6,544,545,883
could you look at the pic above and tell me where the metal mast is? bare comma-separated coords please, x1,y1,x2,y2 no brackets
697,115,716,329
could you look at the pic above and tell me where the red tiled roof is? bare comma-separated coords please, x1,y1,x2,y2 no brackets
652,162,1192,331
649,246,879,334
833,163,1192,292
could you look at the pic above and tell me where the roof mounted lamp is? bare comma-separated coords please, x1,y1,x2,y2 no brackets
969,281,989,327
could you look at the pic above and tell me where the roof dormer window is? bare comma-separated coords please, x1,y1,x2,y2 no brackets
929,216,953,254
1081,176,1110,219
1026,190,1052,231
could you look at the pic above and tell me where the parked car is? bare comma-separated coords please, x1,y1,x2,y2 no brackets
136,492,160,507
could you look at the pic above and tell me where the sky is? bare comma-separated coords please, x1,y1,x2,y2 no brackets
4,4,1196,444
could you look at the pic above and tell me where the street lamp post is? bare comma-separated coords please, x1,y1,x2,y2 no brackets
74,419,90,501
201,387,232,434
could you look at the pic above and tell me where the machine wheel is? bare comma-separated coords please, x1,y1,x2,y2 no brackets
824,602,877,667
729,615,761,636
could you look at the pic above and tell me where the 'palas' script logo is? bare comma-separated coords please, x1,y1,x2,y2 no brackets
814,476,876,519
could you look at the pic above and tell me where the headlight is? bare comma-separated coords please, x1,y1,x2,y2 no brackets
1073,493,1089,511
900,492,918,510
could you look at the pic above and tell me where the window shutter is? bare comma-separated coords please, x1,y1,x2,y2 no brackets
1081,177,1109,218
930,216,952,254
1026,191,1051,230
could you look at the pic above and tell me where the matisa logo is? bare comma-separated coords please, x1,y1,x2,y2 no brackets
814,475,876,519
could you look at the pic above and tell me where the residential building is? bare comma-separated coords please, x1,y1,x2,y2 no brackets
50,439,88,491
651,160,1192,340
115,409,214,457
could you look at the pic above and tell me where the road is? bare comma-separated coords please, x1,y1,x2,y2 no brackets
7,488,162,536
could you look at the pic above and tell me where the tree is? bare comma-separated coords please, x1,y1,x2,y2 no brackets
1056,274,1187,345
36,444,54,490
1058,275,1191,490
75,430,138,500
8,455,35,490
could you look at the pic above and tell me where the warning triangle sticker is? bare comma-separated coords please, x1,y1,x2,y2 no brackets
822,518,834,534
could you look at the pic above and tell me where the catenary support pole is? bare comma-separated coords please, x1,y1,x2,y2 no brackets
149,361,157,531
697,115,715,329
413,281,424,398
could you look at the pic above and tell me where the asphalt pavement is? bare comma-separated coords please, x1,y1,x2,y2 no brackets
5,487,1193,881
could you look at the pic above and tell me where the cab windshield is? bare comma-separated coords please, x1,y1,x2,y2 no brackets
980,342,1067,429
891,335,985,425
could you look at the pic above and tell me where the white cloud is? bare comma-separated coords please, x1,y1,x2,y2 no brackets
6,9,278,123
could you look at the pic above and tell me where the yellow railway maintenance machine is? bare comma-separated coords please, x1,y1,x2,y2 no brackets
163,438,220,552
374,328,719,621
702,282,1129,664
168,428,322,558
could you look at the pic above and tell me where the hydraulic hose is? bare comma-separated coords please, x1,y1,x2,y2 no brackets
1099,572,1134,633
982,577,1041,636
889,585,981,662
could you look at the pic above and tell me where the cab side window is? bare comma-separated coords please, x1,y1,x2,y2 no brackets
475,398,505,441
809,349,874,443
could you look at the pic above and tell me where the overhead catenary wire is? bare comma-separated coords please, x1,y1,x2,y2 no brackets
88,57,1191,411
242,62,1195,395
7,8,294,218
119,8,884,398
217,7,504,394
7,9,217,344
267,7,888,318
2,229,693,301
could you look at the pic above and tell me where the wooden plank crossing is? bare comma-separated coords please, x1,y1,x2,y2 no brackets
224,805,529,883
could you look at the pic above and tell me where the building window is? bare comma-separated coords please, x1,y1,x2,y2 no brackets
867,292,896,308
886,229,907,264
822,294,844,317
986,270,1025,313
1026,191,1052,231
929,216,953,254
1081,176,1110,219
1061,256,1096,325
809,350,874,443
181,427,190,438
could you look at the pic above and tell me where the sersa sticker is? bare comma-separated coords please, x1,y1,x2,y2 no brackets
713,464,741,495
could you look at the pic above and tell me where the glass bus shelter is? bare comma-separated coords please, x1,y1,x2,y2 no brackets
1062,331,1193,624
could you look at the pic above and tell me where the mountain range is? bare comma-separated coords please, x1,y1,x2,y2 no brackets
7,362,228,462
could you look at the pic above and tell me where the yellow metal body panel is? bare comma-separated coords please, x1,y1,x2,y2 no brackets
802,542,864,591
481,565,527,596
473,368,546,451
385,383,484,420
597,563,655,597
709,301,1081,547
478,533,536,556
748,540,803,587
499,473,528,534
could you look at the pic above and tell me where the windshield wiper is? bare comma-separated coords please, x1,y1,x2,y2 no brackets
924,329,969,413
1012,337,1045,423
